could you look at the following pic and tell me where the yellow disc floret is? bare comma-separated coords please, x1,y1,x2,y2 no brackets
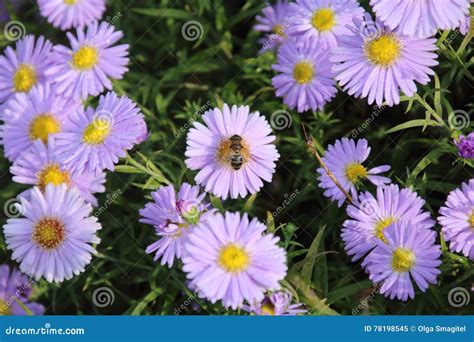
218,244,250,273
261,302,276,315
29,114,61,143
392,248,416,273
374,217,395,243
13,64,37,93
33,218,66,250
38,164,71,191
365,34,401,67
345,163,367,183
272,24,285,36
64,0,77,4
72,46,99,70
83,119,111,145
0,299,11,315
293,61,314,84
469,211,474,229
311,8,335,32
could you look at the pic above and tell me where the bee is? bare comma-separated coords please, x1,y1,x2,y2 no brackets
229,134,244,170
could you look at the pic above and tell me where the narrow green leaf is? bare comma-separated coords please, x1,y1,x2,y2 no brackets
386,119,439,134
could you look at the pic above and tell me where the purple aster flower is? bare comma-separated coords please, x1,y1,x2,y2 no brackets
0,35,53,103
438,179,474,260
0,265,44,315
185,104,280,200
370,0,470,38
10,137,106,206
38,0,106,31
342,184,435,261
182,212,287,309
459,12,472,35
0,84,79,162
286,0,364,49
45,21,129,100
139,183,213,267
54,92,146,174
272,40,337,113
455,133,474,159
362,221,441,301
254,0,293,52
317,138,391,207
243,290,307,316
3,184,102,283
332,14,439,107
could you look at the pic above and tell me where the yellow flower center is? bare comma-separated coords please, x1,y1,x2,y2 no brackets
469,212,474,229
293,61,314,84
261,301,276,315
218,244,250,273
29,114,61,143
72,46,99,70
0,299,11,315
272,24,285,36
64,0,77,4
311,8,335,32
33,218,66,250
345,163,367,183
374,217,395,243
365,35,401,67
83,119,111,145
392,248,416,273
13,64,37,93
38,164,71,191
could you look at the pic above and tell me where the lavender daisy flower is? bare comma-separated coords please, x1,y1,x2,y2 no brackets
455,133,474,159
3,184,102,283
0,84,79,162
10,138,106,206
55,92,146,174
0,35,53,103
332,15,439,107
243,290,307,316
362,221,441,301
459,12,472,35
185,104,279,200
438,179,474,260
139,183,213,267
317,138,391,207
0,265,44,315
254,0,292,52
38,0,106,31
286,0,364,49
370,0,470,38
182,212,287,309
272,40,337,113
45,21,129,100
342,184,435,261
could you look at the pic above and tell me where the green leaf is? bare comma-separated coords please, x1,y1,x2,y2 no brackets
386,119,440,133
301,226,326,290
410,147,447,179
132,8,193,20
242,193,257,213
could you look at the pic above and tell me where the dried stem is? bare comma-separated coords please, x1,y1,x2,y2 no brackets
301,123,354,205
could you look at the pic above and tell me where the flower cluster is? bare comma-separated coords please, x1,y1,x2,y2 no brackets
0,2,147,314
255,0,470,112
